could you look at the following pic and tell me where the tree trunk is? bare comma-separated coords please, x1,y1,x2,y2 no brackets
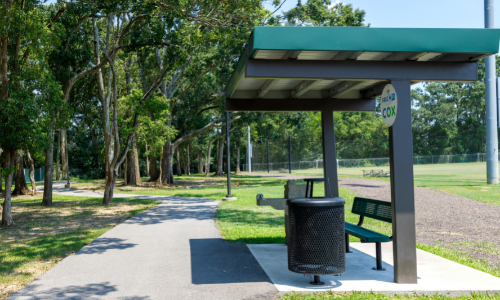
176,148,182,176
126,140,142,186
215,136,225,177
56,130,61,181
162,142,175,184
205,140,212,177
236,146,241,174
185,144,191,176
103,170,117,205
0,148,3,193
61,129,68,180
124,156,128,186
133,139,142,185
146,143,150,177
198,152,202,174
42,127,54,206
26,151,37,195
155,153,163,187
13,151,30,196
148,156,158,181
2,151,15,227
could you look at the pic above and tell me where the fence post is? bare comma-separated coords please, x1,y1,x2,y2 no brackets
289,135,292,174
267,139,270,173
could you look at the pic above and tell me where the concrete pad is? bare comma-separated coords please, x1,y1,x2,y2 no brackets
248,243,500,296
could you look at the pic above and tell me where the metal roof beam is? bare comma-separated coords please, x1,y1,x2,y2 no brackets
331,51,364,60
362,81,389,98
282,51,302,60
226,98,375,112
245,59,479,82
257,79,279,99
291,80,322,98
329,81,364,98
433,53,493,62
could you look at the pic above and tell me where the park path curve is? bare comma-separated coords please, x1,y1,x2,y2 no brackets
10,183,277,300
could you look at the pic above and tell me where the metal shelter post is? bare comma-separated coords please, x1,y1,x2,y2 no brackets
289,135,292,174
389,79,417,283
223,112,237,201
247,125,251,173
321,111,339,197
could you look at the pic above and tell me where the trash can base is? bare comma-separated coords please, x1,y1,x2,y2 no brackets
310,275,324,285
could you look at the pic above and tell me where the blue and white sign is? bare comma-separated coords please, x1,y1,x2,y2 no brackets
380,84,397,127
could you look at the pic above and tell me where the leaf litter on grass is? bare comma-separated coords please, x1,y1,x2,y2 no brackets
0,194,158,300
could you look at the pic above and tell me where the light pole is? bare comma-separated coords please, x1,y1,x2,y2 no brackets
248,125,252,173
211,92,237,201
289,135,292,174
485,0,499,184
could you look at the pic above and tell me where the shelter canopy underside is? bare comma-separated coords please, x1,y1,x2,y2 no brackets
226,27,500,107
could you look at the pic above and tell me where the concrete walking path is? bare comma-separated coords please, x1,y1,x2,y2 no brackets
10,183,277,300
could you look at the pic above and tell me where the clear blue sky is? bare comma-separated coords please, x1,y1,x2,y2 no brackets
264,0,497,29
263,0,500,90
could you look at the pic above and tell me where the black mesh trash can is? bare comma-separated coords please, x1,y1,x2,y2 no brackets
287,197,346,285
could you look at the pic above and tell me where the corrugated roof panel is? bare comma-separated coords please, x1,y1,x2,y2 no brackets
254,50,287,59
417,52,442,61
298,51,338,60
236,77,267,90
271,79,303,90
357,52,392,61
310,80,340,90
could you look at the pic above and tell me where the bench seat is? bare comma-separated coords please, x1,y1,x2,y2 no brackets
345,222,391,242
345,197,393,270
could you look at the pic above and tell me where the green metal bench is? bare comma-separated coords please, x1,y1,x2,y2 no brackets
345,197,392,271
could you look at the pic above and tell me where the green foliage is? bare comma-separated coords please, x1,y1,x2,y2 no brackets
411,58,500,156
267,1,367,27
0,0,70,155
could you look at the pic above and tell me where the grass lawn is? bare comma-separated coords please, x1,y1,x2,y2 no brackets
279,292,500,299
0,194,159,300
253,162,500,206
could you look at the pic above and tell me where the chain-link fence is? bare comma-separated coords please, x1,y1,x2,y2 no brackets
244,153,494,171
241,136,500,181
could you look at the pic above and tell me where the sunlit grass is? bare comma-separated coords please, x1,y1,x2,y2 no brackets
279,291,500,300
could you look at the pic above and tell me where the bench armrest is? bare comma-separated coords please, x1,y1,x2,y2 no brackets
357,215,364,226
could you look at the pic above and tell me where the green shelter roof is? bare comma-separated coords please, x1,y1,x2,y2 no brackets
249,27,500,56
226,27,500,101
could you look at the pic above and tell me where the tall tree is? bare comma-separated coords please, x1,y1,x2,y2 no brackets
0,0,68,224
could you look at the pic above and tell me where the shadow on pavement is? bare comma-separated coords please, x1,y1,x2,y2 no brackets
125,203,217,226
9,281,150,300
76,237,137,255
189,238,273,285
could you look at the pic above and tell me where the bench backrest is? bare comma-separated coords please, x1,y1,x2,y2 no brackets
351,197,392,223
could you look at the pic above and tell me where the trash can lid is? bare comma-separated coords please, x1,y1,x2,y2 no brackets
286,197,345,207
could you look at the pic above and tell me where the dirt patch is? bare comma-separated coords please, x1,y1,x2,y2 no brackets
72,177,234,193
338,177,500,270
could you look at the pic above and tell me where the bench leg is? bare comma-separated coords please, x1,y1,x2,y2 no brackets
345,233,352,253
372,242,385,271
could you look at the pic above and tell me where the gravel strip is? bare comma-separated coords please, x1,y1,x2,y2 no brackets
251,173,500,270
338,177,500,269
